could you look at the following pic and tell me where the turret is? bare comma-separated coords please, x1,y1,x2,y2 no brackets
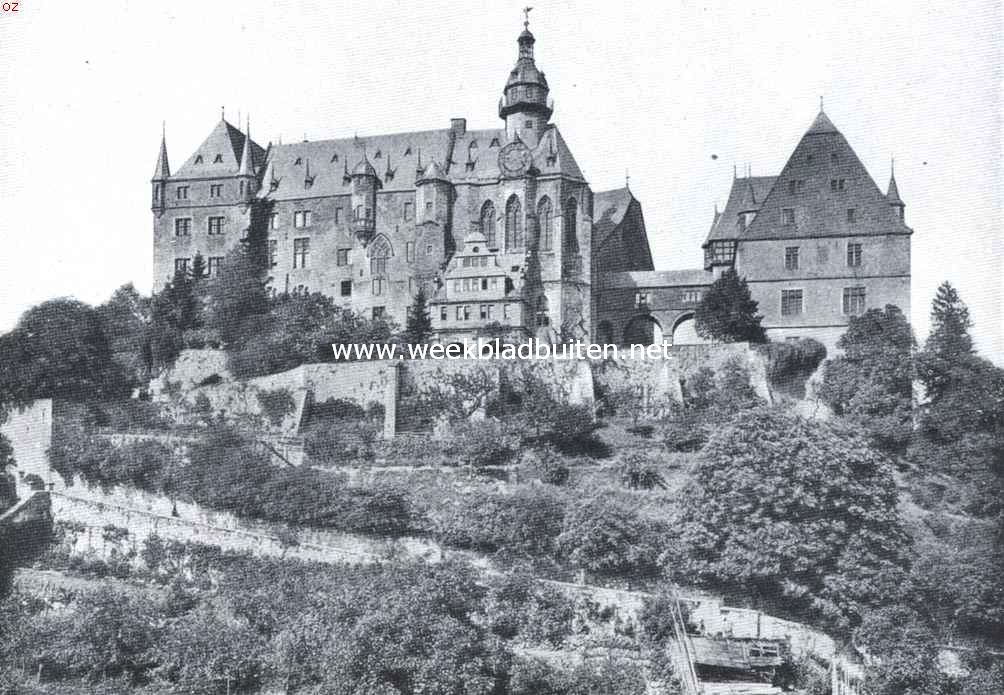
499,12,552,147
415,160,452,226
351,155,381,243
887,159,905,222
237,118,257,202
151,123,170,214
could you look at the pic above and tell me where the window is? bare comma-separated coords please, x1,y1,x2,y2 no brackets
454,280,461,293
213,154,223,163
372,278,384,296
563,198,579,252
335,207,343,223
538,196,553,250
207,217,225,235
371,257,387,274
784,246,800,270
174,258,190,273
462,278,470,292
480,304,488,320
481,278,489,291
705,240,737,266
525,120,534,129
846,208,856,223
788,180,804,195
635,292,650,308
782,208,795,226
847,243,862,267
683,290,701,303
337,248,350,266
536,295,550,327
268,240,278,267
504,195,524,251
439,306,447,321
269,213,279,230
210,184,223,198
406,242,415,262
503,303,510,320
480,201,497,247
176,186,189,200
463,306,471,320
293,210,312,228
369,236,391,274
831,152,839,163
830,178,846,191
456,306,463,320
372,307,385,320
781,289,803,316
340,280,352,297
425,201,433,213
174,218,192,236
843,286,867,315
403,202,414,221
208,256,223,278
426,244,433,255
194,155,203,164
293,238,310,268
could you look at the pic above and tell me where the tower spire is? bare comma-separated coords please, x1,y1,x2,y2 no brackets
238,116,254,177
153,122,170,179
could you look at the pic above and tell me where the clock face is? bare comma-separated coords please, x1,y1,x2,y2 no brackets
498,142,532,177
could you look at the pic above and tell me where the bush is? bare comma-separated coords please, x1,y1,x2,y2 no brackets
757,338,827,384
524,445,570,485
617,452,666,490
557,496,662,577
437,487,565,558
303,420,378,465
448,419,519,468
256,388,295,428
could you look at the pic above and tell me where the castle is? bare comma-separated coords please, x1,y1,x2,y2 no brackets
151,19,911,352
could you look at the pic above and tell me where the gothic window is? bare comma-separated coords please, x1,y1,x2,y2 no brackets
563,197,578,252
537,196,553,251
480,201,497,247
369,236,392,275
505,195,523,251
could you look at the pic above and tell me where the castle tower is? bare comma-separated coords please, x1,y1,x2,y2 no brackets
886,160,906,222
151,124,170,214
415,159,452,226
351,154,381,244
499,12,552,147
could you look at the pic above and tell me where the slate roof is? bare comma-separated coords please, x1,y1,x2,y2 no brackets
704,175,777,244
886,171,904,205
448,125,585,183
598,269,712,289
592,187,635,247
741,111,912,240
174,119,266,179
152,133,170,179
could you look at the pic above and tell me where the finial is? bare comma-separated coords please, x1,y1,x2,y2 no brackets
523,6,533,29
221,105,225,121
714,202,719,215
625,168,630,191
819,95,824,113
162,120,166,139
733,164,737,179
890,156,896,178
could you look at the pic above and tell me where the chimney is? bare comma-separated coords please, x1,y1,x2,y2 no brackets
450,118,467,137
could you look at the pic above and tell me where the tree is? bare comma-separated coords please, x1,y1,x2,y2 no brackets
818,305,915,452
557,496,661,577
206,229,270,346
0,433,16,514
188,252,207,283
694,269,766,343
148,268,202,369
677,407,911,630
403,286,433,345
853,606,954,695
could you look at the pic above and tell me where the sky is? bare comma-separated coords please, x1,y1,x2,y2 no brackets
0,0,1001,359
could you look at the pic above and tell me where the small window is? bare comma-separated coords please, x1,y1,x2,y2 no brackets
293,238,310,268
194,155,203,164
294,157,302,165
208,256,224,278
176,186,189,200
340,280,352,297
406,242,415,262
782,208,795,226
481,278,488,291
781,289,803,316
463,306,471,320
210,184,223,198
784,246,800,270
372,307,385,320
374,150,382,159
337,248,350,266
440,306,447,321
293,210,312,228
843,286,867,315
213,154,223,163
830,152,839,163
788,180,804,195
456,306,463,320
372,278,384,296
404,146,412,156
174,258,190,273
635,292,650,308
268,240,278,267
331,153,339,163
846,208,856,223
269,213,279,230
847,243,862,267
207,217,225,235
403,202,414,221
479,304,489,320
174,218,192,236
426,244,433,255
830,178,846,191
525,120,533,129
490,138,500,148
503,303,510,320
335,207,343,223
425,201,433,213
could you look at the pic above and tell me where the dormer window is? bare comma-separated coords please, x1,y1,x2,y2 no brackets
270,179,279,192
330,153,339,163
304,177,314,190
194,155,203,164
788,180,804,195
374,150,382,159
294,157,302,166
782,208,795,226
490,138,501,148
404,146,412,156
830,179,846,191
465,161,476,171
213,154,223,163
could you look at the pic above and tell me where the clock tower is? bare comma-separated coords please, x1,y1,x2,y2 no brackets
499,11,552,148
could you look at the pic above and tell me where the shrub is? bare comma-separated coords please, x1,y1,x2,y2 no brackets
256,387,295,428
617,452,665,490
757,338,827,384
437,487,565,557
303,420,378,465
448,419,519,468
557,496,662,577
524,445,570,485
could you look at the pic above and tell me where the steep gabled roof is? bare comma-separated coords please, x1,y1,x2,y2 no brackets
704,175,776,245
175,119,266,179
447,125,586,183
152,130,170,179
592,187,635,248
741,112,912,240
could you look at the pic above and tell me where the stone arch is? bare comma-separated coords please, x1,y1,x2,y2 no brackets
670,312,709,346
537,196,554,251
479,200,496,247
623,314,663,346
505,194,523,251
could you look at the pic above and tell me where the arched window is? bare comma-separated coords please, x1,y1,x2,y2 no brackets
369,235,393,275
563,197,579,253
537,196,553,251
505,195,523,252
480,201,496,247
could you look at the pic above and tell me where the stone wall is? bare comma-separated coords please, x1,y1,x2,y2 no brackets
1,400,55,495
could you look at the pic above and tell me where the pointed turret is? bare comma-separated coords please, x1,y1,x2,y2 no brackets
153,124,171,180
351,154,381,243
499,11,552,147
238,119,254,177
887,159,905,221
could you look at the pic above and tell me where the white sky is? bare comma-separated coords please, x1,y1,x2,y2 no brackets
1,0,1001,359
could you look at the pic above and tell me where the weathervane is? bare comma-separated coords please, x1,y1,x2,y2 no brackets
523,6,533,29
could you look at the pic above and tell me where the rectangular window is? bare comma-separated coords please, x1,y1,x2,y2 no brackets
293,238,310,269
293,210,312,228
481,278,489,290
440,306,447,321
843,286,867,315
406,242,415,262
463,305,471,321
782,208,795,226
334,207,343,223
503,303,510,320
176,186,189,200
403,202,414,221
454,280,461,293
683,290,701,303
486,305,494,320
340,280,352,297
456,306,463,321
635,292,649,308
337,248,350,266
781,289,803,316
372,278,383,296
462,278,470,292
174,218,192,236
210,184,223,198
788,180,804,195
847,243,862,267
491,277,499,288
480,304,488,320
269,213,279,230
208,256,224,278
846,208,856,223
371,257,387,275
207,217,225,235
830,178,846,191
268,240,278,268
174,258,190,273
784,246,800,270
372,307,385,320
